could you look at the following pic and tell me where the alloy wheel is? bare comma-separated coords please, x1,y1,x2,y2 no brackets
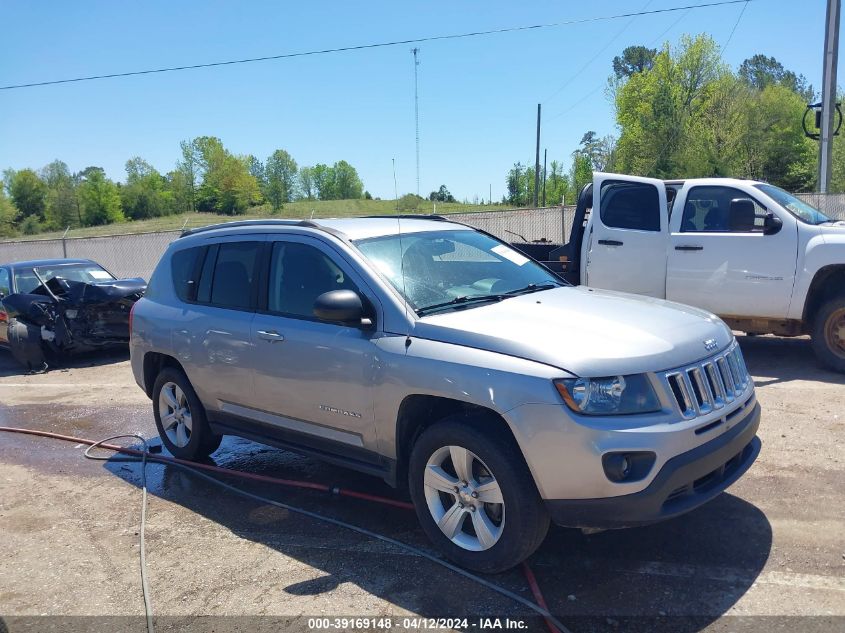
158,381,193,448
423,445,505,551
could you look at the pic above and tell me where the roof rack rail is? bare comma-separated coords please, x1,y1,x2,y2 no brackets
365,214,450,221
180,219,319,238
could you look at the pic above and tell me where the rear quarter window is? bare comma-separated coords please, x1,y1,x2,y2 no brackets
170,246,205,301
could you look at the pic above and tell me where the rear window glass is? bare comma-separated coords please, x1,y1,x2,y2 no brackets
171,247,204,302
204,242,261,310
600,181,661,231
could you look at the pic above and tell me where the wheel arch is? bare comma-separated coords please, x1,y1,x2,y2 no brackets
142,351,186,398
394,394,524,488
803,264,845,326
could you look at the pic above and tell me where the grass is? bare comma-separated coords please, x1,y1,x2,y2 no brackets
14,198,518,242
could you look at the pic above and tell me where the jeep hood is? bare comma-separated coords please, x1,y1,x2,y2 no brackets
412,286,734,376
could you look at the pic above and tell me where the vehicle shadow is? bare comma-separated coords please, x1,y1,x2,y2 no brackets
104,437,772,631
0,347,129,378
736,334,845,387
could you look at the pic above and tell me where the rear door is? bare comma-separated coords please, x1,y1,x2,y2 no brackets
584,173,669,298
0,267,10,343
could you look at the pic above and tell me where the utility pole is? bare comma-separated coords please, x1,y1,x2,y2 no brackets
412,48,421,197
489,183,492,205
392,158,399,211
819,0,841,193
542,148,548,207
533,104,541,208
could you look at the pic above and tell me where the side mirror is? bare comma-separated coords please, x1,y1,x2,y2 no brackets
763,212,783,236
313,289,366,325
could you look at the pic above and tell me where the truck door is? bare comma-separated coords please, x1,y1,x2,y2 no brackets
666,184,797,319
584,173,668,298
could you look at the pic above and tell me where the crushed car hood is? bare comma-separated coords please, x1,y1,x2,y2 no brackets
412,286,734,376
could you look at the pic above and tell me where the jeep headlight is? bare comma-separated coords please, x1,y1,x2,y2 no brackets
555,375,661,415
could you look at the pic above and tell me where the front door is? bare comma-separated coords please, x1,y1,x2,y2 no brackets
249,236,380,457
584,173,669,298
666,184,797,318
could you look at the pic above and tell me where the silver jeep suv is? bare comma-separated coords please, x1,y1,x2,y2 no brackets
130,217,761,572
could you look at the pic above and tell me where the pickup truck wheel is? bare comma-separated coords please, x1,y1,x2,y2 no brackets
811,297,845,373
408,414,549,573
152,367,222,460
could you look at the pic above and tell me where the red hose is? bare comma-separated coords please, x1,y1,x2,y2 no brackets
0,425,558,621
522,562,560,633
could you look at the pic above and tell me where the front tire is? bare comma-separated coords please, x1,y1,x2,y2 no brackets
408,413,549,573
811,296,845,373
152,367,222,459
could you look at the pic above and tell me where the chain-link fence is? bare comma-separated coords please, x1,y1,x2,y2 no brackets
0,192,841,282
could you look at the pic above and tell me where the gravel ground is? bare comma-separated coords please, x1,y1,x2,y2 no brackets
0,335,843,633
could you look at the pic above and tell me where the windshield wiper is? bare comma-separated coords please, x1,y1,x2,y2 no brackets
503,282,561,296
416,294,505,316
416,283,561,316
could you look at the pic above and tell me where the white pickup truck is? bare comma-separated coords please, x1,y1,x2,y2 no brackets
523,173,845,373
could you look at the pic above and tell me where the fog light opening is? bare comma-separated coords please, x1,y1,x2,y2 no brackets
602,451,656,483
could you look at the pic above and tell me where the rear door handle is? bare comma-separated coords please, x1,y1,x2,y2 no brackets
597,239,623,246
675,245,704,251
257,330,285,343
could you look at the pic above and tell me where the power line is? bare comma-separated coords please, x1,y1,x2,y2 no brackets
541,0,654,105
0,0,753,91
545,5,694,124
720,0,750,53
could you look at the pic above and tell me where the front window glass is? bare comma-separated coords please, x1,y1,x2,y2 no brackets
680,186,768,233
16,263,115,294
354,230,562,315
267,241,360,318
755,184,832,225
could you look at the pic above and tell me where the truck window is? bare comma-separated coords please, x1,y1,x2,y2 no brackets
200,241,261,310
680,186,767,233
267,241,360,318
599,181,660,231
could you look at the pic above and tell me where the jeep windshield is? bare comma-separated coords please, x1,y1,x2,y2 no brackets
353,229,563,315
15,263,115,294
755,184,832,225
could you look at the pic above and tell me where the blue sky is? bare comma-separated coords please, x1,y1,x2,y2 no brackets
0,1,835,202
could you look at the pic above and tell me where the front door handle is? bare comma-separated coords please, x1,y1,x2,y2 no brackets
257,330,285,343
675,245,704,251
598,239,623,246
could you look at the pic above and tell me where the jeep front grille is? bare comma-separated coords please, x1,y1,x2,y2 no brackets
664,344,750,419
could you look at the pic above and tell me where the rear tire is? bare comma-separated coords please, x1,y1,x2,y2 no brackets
811,296,845,373
152,367,222,459
408,413,549,573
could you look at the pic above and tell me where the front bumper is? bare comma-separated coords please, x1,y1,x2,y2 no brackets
545,401,761,528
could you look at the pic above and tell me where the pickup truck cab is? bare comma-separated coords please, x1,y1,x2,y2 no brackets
552,173,845,372
131,218,760,572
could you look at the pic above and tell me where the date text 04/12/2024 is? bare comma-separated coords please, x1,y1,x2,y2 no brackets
307,617,530,630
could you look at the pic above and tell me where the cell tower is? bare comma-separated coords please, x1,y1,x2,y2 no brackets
412,47,421,197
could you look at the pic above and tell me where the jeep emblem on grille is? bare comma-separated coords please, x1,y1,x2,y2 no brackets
703,338,718,351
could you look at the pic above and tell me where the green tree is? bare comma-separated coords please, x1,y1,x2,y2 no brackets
0,189,17,237
121,157,173,219
299,166,315,199
193,137,262,215
265,149,298,210
571,154,593,195
312,163,335,200
9,169,47,221
612,45,657,79
429,185,456,202
332,160,363,199
39,160,78,230
78,170,124,226
739,54,813,101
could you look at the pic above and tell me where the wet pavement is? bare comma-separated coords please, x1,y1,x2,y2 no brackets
0,335,844,632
